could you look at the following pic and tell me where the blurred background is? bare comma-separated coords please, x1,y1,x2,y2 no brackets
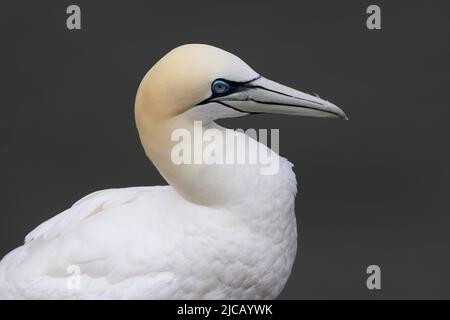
0,0,449,299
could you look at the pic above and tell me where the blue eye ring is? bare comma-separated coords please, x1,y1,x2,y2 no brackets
211,80,230,95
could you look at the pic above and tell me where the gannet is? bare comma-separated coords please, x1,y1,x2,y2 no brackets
0,44,346,299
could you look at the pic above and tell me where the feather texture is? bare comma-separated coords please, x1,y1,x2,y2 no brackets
0,158,297,299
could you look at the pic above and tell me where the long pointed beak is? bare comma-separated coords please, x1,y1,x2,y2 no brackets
212,76,348,120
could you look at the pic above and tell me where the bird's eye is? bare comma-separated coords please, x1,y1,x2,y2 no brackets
211,80,230,95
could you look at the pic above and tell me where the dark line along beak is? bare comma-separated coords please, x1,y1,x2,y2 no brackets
207,76,348,120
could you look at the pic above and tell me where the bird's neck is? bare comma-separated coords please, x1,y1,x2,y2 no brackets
136,113,289,209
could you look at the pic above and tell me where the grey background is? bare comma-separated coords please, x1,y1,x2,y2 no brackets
1,0,449,299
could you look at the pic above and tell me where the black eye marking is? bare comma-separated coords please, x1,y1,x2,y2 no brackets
198,76,261,105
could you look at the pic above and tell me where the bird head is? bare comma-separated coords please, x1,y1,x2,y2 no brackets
135,44,347,123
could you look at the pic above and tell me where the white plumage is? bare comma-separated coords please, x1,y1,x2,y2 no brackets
0,153,297,299
0,44,345,299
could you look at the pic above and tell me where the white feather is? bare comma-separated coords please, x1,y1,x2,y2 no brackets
0,157,297,299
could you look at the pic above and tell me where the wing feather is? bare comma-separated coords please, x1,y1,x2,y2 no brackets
24,187,162,244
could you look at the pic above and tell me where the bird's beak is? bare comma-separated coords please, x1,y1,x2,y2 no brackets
211,76,348,120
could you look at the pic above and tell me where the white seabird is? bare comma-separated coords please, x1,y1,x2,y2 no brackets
0,44,346,299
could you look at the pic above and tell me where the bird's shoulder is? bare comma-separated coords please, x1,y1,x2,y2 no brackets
24,185,173,244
